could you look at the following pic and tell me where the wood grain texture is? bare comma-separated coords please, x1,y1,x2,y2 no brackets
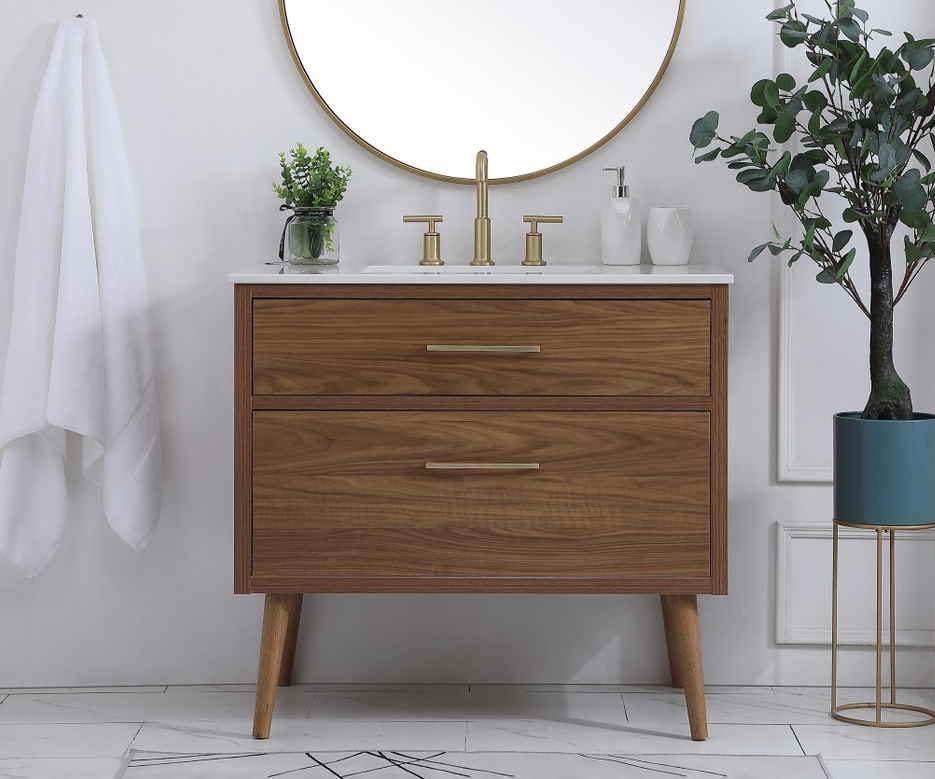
709,285,729,594
277,594,303,687
251,411,711,580
248,283,718,301
252,298,711,397
253,593,299,739
233,285,253,593
246,573,722,595
234,283,729,596
662,594,708,741
660,594,684,689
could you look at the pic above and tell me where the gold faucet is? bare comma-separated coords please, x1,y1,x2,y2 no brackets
471,150,494,266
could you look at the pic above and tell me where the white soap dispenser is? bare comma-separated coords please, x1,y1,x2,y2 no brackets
601,166,641,265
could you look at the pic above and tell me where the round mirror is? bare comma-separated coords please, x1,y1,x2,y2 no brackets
280,0,685,184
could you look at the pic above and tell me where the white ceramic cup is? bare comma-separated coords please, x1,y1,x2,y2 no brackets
647,207,693,266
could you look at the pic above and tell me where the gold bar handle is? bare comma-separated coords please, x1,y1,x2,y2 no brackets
425,462,540,470
426,344,541,353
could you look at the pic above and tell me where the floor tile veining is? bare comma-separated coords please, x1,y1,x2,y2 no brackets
0,684,931,777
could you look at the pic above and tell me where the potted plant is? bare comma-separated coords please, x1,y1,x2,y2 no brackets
690,0,935,525
274,143,352,265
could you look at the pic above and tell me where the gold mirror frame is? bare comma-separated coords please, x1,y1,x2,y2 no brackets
279,1,685,185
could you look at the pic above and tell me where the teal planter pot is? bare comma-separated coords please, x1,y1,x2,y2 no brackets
833,411,935,526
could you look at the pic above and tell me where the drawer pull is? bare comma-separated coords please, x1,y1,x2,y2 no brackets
425,462,540,470
426,344,541,353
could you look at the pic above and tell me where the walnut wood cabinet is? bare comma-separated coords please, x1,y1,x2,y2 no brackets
234,281,729,740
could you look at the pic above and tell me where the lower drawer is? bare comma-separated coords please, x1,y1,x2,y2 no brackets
251,411,711,582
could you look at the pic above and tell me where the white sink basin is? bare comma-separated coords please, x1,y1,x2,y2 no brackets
361,264,607,275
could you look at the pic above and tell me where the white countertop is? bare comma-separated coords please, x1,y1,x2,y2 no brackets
229,262,734,285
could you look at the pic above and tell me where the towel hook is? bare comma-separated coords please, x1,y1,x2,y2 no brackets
76,13,83,18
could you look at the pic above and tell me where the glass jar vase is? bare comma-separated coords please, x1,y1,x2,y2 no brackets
285,207,340,265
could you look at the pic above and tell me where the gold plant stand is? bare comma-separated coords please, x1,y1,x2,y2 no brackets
831,519,935,727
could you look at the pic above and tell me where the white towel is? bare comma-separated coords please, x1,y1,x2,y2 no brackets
0,18,162,577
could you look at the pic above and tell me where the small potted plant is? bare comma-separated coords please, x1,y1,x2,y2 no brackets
274,143,352,265
690,1,935,526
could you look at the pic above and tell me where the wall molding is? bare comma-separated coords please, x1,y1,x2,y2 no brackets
772,33,834,482
775,522,935,647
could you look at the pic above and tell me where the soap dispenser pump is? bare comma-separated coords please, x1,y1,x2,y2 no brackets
601,167,641,266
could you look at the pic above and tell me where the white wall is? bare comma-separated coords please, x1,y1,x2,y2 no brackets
0,0,931,688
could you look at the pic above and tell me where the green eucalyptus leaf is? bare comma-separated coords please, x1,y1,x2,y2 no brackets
816,268,838,283
809,56,834,82
849,50,868,83
896,87,923,115
694,148,723,163
750,79,770,107
748,175,777,192
905,235,924,262
878,143,897,171
894,169,927,211
776,72,797,91
838,17,862,42
748,243,770,262
780,21,808,47
764,79,781,108
900,209,931,229
836,248,857,279
833,229,854,251
774,113,797,143
903,44,935,71
689,111,720,149
785,168,809,195
769,151,792,178
803,90,828,111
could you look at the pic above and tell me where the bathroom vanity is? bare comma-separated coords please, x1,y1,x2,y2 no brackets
231,263,731,741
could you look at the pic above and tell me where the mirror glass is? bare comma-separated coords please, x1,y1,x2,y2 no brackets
280,0,684,183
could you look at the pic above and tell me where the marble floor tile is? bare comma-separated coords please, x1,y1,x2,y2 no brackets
625,687,832,726
786,686,933,712
0,723,141,758
0,688,312,724
122,751,829,779
130,719,468,753
0,686,166,695
470,684,765,694
824,759,935,778
172,683,472,693
626,686,933,727
466,720,806,754
794,723,935,761
309,688,627,723
0,757,124,779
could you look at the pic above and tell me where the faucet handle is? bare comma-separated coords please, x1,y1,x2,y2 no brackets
403,215,444,266
521,215,563,267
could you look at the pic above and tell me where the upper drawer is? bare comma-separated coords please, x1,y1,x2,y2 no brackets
252,298,711,396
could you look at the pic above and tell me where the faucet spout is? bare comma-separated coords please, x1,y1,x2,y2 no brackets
471,150,494,266
476,150,488,218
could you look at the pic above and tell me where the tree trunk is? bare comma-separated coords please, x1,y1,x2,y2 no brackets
861,224,912,420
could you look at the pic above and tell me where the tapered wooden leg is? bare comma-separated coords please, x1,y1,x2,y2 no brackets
660,595,683,689
661,594,708,741
278,594,304,687
253,593,300,739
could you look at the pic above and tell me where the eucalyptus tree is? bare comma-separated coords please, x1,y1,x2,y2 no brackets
691,0,935,420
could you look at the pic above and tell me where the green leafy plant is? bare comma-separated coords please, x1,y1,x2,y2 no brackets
690,1,935,420
274,143,352,208
274,143,352,259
